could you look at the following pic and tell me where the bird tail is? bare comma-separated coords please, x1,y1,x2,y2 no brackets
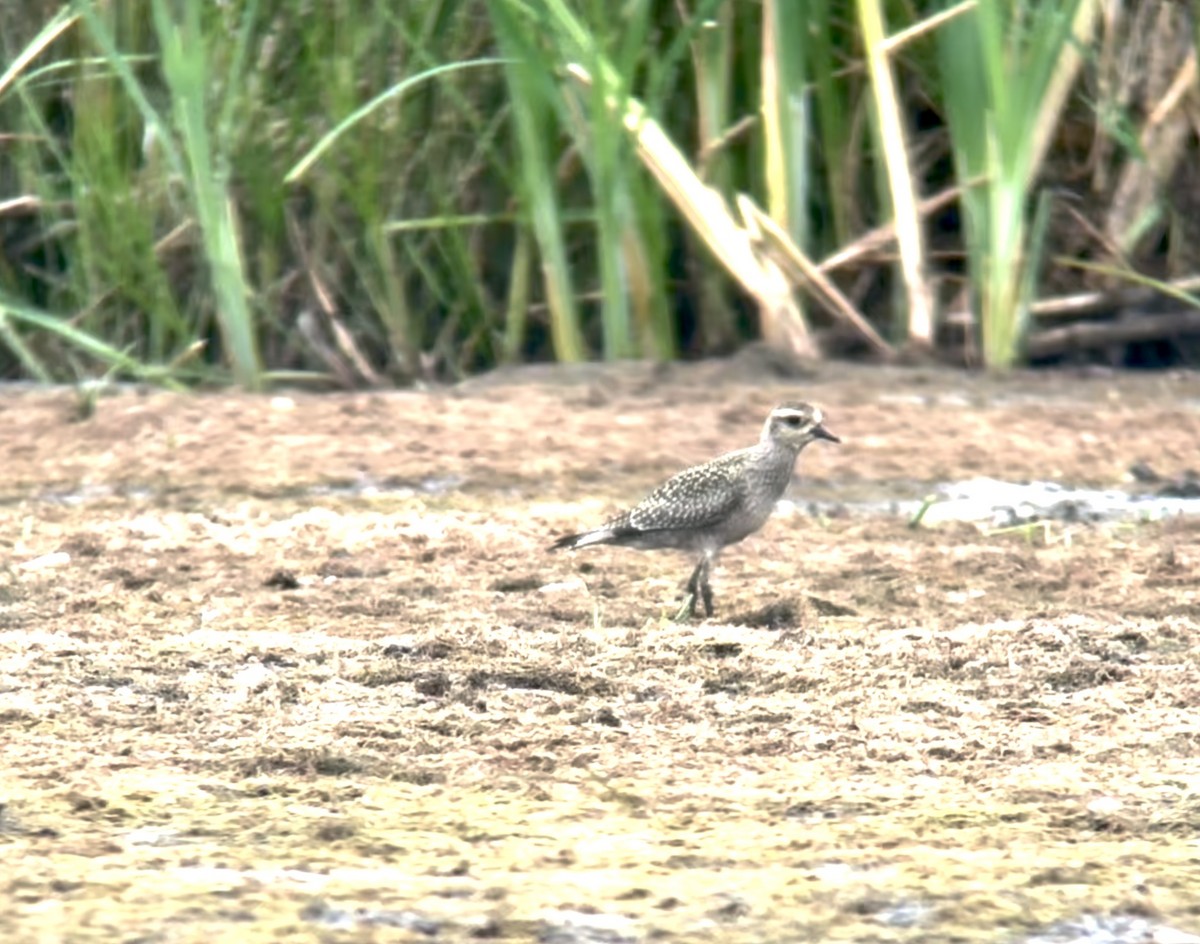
549,528,615,551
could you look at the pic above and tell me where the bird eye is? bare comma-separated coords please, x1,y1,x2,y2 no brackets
784,415,803,428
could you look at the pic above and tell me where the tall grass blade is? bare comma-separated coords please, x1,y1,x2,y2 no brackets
689,8,738,351
938,0,1091,368
502,225,533,363
0,7,78,100
857,0,934,349
73,0,184,180
149,0,261,389
0,306,52,383
488,0,585,362
805,0,853,248
575,66,831,357
0,294,186,387
761,0,808,248
283,59,508,184
577,31,634,359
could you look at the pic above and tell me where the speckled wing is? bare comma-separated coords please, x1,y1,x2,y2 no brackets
609,450,748,534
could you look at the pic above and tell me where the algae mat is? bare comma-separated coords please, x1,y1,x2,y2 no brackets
2,362,1199,942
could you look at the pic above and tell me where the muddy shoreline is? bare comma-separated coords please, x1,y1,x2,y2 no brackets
2,362,1199,942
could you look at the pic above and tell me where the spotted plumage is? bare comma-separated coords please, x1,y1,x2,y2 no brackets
550,402,839,618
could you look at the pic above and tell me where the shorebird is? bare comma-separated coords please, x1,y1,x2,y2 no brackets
550,402,839,618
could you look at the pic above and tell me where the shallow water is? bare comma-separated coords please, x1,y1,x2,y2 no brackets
787,476,1200,526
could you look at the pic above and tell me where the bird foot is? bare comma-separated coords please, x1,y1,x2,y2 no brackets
674,593,698,622
674,587,714,622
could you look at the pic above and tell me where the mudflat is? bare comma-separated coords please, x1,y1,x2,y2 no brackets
2,361,1199,942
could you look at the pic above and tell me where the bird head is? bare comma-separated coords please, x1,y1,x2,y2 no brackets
762,402,840,450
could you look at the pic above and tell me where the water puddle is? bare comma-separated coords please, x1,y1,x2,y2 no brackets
1018,914,1200,944
788,469,1200,526
309,472,466,499
300,900,441,935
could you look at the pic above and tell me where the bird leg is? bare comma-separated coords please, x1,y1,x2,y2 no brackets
677,554,714,620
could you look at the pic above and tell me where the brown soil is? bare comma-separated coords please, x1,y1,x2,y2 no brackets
2,360,1200,943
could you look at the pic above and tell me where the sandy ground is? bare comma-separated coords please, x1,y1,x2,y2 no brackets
2,360,1199,943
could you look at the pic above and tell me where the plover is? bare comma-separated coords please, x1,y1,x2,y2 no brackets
550,402,839,618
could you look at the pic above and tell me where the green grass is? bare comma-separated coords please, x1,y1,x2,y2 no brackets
937,0,1090,368
0,0,1187,384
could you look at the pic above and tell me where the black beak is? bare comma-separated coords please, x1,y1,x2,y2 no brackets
813,424,840,444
